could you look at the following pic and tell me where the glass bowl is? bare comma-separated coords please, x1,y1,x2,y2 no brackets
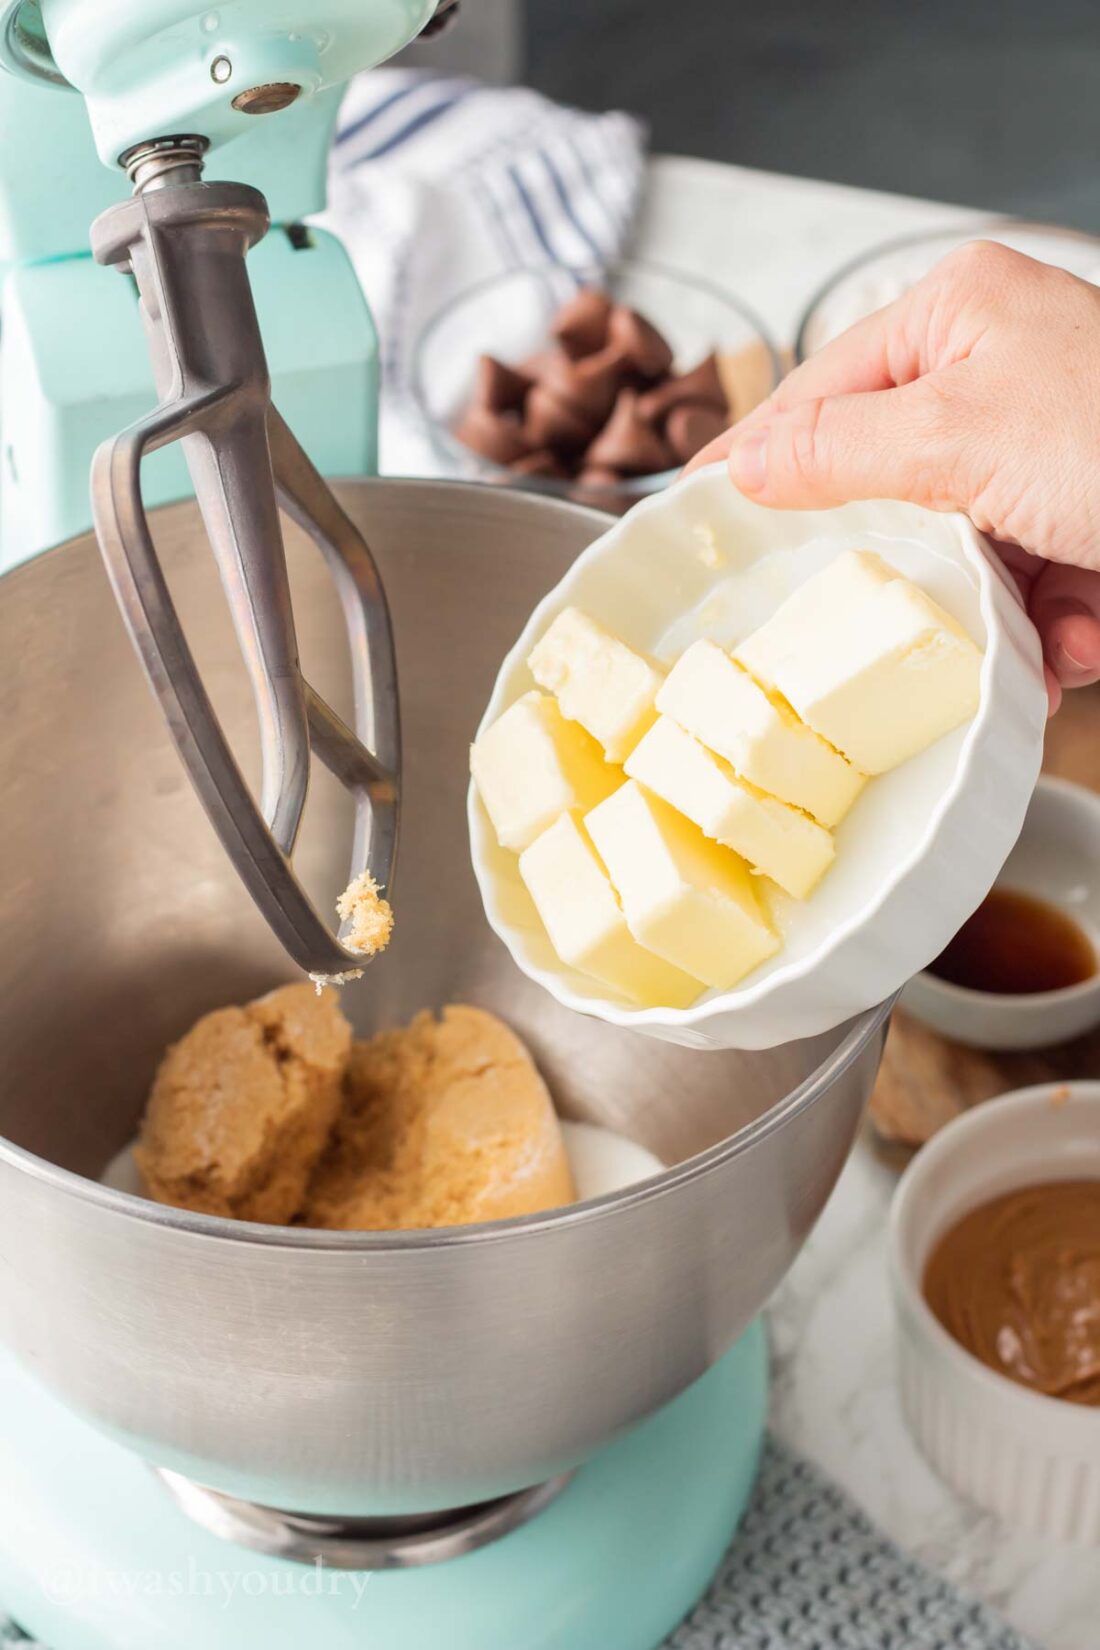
411,260,782,508
795,219,1100,363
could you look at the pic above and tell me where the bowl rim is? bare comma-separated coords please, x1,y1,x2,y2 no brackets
911,774,1100,1009
0,1000,892,1252
470,464,1031,1031
889,1081,1100,1432
408,256,784,495
793,216,1100,366
0,474,887,1253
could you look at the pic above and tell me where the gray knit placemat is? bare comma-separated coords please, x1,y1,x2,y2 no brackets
1,1439,1036,1649
667,1440,1036,1650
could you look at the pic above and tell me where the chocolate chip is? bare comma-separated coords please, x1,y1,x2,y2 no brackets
575,464,623,488
585,389,675,475
551,288,613,359
454,297,722,482
510,447,568,479
607,306,674,379
525,384,596,453
454,406,531,465
638,353,728,422
540,345,628,427
520,347,562,379
664,402,729,464
474,354,531,413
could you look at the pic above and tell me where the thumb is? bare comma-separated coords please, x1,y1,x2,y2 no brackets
1029,561,1100,690
727,380,969,512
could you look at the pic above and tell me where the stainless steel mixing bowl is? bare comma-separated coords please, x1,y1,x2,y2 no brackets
0,480,889,1517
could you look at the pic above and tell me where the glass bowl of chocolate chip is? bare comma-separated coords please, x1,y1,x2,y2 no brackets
411,261,782,505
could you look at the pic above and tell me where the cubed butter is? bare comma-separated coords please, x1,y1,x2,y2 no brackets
625,716,835,899
585,780,780,991
657,640,865,828
470,691,619,853
527,607,663,762
519,813,703,1007
734,550,983,774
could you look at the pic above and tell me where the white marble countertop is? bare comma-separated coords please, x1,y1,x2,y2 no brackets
633,157,1100,1650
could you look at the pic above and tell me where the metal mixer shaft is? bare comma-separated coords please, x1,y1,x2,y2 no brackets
89,138,399,978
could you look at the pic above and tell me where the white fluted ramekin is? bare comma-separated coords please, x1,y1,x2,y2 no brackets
890,1084,1100,1544
469,463,1047,1049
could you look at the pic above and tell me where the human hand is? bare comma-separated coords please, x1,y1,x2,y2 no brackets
689,242,1100,710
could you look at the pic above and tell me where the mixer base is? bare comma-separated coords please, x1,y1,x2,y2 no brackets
0,1323,766,1650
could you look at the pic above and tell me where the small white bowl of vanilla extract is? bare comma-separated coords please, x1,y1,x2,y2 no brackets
902,776,1100,1049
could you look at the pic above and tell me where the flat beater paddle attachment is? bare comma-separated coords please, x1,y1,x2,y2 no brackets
88,136,399,980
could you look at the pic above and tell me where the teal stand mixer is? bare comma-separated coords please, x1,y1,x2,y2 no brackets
0,14,381,570
0,6,890,1646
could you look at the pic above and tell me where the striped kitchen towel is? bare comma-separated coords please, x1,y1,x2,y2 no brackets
319,68,647,475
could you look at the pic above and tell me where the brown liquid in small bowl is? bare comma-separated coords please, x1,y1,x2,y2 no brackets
927,887,1096,995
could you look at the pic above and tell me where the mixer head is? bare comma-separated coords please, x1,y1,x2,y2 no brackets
88,138,399,978
0,0,467,973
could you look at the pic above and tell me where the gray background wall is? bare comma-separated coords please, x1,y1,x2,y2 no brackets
519,1,1100,229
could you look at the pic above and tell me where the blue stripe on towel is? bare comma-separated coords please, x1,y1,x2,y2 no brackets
362,88,471,159
537,146,604,265
506,163,559,263
560,129,619,244
472,173,525,267
335,79,424,148
336,77,471,157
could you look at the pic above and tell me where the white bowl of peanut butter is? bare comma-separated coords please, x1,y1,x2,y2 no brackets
891,1083,1100,1544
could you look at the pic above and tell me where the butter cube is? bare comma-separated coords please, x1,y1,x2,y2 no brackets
527,607,663,762
734,550,983,774
470,691,619,853
625,716,835,899
585,781,780,991
657,640,864,828
519,814,703,1008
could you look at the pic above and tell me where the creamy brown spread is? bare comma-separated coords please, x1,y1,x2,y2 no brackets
923,1181,1100,1406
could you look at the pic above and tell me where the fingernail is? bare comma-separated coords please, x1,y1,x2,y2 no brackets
1045,600,1099,670
730,431,768,495
1052,637,1091,672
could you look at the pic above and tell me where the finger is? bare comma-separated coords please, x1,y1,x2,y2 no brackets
1029,562,1100,689
987,538,1049,611
740,238,1028,452
726,377,969,510
994,539,1062,712
715,311,909,466
767,301,919,410
687,283,939,481
741,264,970,442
